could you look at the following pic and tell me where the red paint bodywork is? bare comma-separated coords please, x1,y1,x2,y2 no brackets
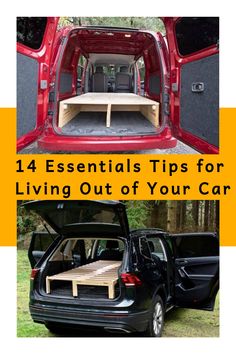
40,26,175,152
17,17,59,151
38,127,176,152
17,18,219,154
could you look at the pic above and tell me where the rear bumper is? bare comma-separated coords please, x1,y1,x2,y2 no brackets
38,128,177,152
30,303,149,333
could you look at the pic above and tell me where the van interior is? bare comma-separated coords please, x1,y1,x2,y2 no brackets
53,27,165,137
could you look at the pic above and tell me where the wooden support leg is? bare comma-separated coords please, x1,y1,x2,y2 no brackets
46,277,51,294
58,103,81,128
108,284,115,299
106,104,111,128
72,281,78,297
140,104,159,128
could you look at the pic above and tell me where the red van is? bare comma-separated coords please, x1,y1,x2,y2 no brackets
17,17,219,153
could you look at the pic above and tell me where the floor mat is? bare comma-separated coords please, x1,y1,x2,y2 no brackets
60,111,157,136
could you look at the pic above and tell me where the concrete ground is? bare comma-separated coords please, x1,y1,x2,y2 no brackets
19,140,199,154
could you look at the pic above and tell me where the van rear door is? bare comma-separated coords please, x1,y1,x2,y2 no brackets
164,17,219,153
17,17,59,151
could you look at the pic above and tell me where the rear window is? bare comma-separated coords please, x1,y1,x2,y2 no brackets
33,232,56,252
175,17,219,56
95,239,124,259
46,205,119,229
174,235,219,258
17,17,47,50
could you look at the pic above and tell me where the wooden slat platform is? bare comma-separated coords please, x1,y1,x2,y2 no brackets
46,260,121,299
58,93,159,129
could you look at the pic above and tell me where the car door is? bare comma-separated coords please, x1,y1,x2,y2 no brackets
171,232,219,310
164,17,219,154
17,17,59,151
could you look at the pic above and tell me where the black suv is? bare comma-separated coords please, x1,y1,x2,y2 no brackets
23,200,219,337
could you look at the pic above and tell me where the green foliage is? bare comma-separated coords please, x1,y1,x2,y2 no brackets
58,17,165,34
17,201,43,245
125,200,150,229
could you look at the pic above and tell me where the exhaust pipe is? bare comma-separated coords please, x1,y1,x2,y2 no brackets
104,327,131,334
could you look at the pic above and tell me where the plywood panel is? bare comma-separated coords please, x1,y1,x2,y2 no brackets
140,104,159,128
61,93,158,106
58,93,159,129
58,103,81,128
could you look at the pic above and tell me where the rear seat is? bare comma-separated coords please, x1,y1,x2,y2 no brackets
115,66,132,93
92,66,108,92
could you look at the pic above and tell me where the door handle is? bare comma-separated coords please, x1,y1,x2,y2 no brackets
192,82,204,93
176,259,188,265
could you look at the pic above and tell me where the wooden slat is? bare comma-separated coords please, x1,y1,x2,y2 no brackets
46,260,121,299
106,103,111,128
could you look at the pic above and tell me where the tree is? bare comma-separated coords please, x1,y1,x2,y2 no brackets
204,201,210,231
209,201,215,230
58,17,166,34
192,201,199,230
215,201,220,233
167,201,178,232
124,200,150,229
176,200,186,231
148,201,167,230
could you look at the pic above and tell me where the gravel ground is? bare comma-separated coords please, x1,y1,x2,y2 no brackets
19,140,199,155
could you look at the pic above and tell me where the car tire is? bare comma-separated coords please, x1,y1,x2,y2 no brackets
45,322,65,335
144,295,165,337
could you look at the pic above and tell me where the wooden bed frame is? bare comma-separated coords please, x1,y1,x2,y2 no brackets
46,260,122,299
58,93,159,129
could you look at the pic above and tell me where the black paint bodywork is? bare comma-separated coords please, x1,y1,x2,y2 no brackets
24,201,219,334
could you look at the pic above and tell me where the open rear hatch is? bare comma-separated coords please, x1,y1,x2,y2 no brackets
24,200,129,301
23,200,130,237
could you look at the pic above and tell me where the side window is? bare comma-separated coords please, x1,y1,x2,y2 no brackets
175,17,219,56
17,17,47,50
175,235,219,258
139,237,152,259
95,239,124,258
72,240,83,254
147,237,166,261
84,239,94,258
96,239,107,257
32,232,56,252
137,57,145,95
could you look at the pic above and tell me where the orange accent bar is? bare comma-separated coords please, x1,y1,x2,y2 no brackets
0,108,16,246
0,108,236,246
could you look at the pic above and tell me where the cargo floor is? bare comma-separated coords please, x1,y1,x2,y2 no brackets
60,111,157,136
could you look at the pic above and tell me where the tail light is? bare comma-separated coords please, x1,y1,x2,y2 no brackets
120,273,142,287
30,268,39,280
